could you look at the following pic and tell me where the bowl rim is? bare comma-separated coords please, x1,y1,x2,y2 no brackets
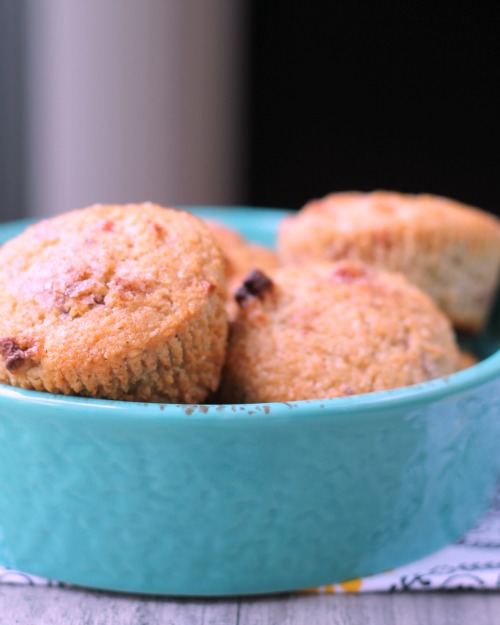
1,349,499,422
0,208,499,422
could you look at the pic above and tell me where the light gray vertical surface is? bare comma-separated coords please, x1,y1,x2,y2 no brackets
25,0,246,217
0,0,25,221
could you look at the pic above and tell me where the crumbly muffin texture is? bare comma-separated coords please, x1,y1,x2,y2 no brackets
278,191,500,333
0,203,228,402
220,261,461,403
205,219,279,318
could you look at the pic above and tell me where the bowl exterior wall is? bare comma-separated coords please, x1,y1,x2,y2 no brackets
1,378,500,595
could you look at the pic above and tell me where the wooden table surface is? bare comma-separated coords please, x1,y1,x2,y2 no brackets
1,586,500,624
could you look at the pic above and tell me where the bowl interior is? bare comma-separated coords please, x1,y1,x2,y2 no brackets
0,206,499,417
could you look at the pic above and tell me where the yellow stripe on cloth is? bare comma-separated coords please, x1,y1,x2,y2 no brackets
339,578,363,592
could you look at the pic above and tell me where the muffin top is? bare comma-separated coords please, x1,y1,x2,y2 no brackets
205,219,279,282
0,203,227,401
283,191,500,245
278,191,500,269
204,219,280,321
277,190,500,334
220,261,460,403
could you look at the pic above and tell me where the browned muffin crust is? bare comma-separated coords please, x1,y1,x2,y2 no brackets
0,203,228,402
205,219,279,319
278,191,500,333
220,261,460,403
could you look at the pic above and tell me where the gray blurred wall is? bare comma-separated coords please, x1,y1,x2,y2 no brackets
0,1,26,221
23,0,246,218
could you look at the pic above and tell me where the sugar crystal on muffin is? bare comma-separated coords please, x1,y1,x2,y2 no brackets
0,203,228,402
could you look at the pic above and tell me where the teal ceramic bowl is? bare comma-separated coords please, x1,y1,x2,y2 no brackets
1,207,500,596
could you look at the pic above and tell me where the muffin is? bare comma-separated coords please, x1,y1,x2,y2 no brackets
278,191,500,333
0,203,228,402
458,351,479,370
220,261,460,403
205,219,279,318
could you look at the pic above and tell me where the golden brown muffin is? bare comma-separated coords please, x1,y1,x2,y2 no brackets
0,203,228,402
205,219,279,318
219,262,460,403
278,191,500,333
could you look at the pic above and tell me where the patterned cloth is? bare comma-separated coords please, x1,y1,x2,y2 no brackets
2,487,500,592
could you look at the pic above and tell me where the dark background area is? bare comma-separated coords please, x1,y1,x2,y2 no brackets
1,3,499,219
247,2,500,214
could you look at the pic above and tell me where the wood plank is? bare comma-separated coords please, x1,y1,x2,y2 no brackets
2,587,500,625
0,586,239,625
237,592,500,625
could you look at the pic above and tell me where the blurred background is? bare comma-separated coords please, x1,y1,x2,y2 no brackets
1,1,499,221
